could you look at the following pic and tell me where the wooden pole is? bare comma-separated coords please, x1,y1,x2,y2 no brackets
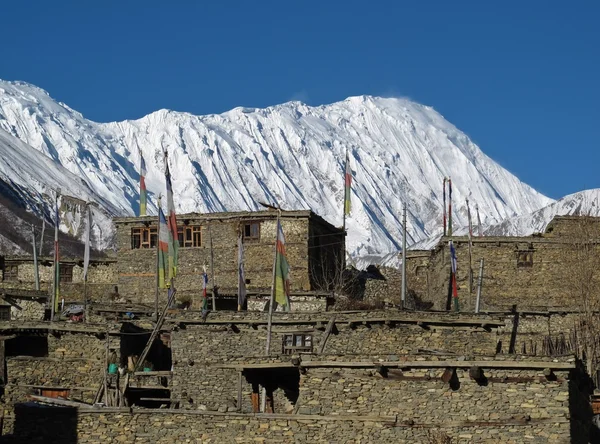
265,210,281,356
104,327,109,406
83,203,91,323
38,203,45,257
466,198,473,293
51,189,60,322
401,204,407,309
209,223,217,311
155,195,162,323
31,224,40,291
475,259,484,313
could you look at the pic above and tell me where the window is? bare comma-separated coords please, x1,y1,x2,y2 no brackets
282,333,313,354
131,227,157,249
517,251,534,268
243,222,260,242
59,265,73,283
0,306,10,320
179,225,202,248
2,264,18,281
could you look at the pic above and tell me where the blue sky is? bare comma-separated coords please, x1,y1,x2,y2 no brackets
1,0,598,199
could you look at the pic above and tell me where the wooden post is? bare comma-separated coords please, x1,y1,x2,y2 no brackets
401,204,407,309
475,259,484,313
318,315,336,354
466,198,473,294
103,328,109,406
237,371,243,412
51,189,60,322
155,195,162,323
209,224,217,311
265,211,281,356
31,224,40,291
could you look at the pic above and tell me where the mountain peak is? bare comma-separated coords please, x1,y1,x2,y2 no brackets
0,80,553,258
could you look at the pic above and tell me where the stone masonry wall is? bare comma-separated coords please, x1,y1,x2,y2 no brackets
0,259,117,302
3,333,105,405
364,216,600,313
116,217,313,306
1,409,574,443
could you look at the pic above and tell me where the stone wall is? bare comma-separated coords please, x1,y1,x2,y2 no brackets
114,211,343,306
0,408,576,443
0,258,118,302
8,299,45,321
3,333,105,405
364,216,600,312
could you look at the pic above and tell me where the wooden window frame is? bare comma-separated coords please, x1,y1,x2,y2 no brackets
59,264,74,283
517,250,534,268
3,264,18,282
282,333,313,355
179,225,202,248
0,305,11,321
243,221,261,242
131,227,158,249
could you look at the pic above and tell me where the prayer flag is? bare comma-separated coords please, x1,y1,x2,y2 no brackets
274,220,290,308
165,154,179,281
158,207,170,289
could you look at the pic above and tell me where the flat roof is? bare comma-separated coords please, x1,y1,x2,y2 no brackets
114,209,342,231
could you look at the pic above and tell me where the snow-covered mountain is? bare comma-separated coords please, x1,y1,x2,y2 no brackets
0,80,554,258
485,189,600,237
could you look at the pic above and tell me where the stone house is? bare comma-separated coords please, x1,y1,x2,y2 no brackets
0,307,594,442
114,209,344,310
0,255,118,305
368,215,600,312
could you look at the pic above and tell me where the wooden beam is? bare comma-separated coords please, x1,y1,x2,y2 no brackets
317,316,336,354
30,395,91,408
132,371,173,377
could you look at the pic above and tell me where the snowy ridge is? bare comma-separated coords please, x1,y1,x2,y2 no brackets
0,80,553,258
485,189,600,237
0,128,115,249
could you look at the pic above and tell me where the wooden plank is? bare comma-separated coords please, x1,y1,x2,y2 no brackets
318,315,336,354
300,360,575,370
132,371,173,377
222,360,575,371
174,317,504,327
237,371,243,412
30,395,91,408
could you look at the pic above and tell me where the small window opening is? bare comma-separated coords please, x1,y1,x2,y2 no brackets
3,265,18,282
59,265,74,283
243,222,260,242
0,305,11,321
517,251,534,268
282,333,313,354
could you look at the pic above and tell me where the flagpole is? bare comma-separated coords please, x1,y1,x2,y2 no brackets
209,224,217,311
442,178,447,236
51,189,60,321
401,204,407,309
466,198,473,293
155,195,162,323
448,177,453,237
265,210,281,356
38,203,45,257
31,224,40,291
342,149,349,269
83,203,91,323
